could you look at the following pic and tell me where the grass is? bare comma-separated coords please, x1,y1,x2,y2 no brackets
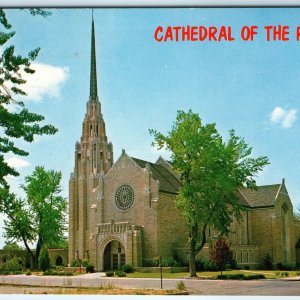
126,269,300,279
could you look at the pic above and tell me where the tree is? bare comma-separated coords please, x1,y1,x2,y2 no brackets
0,166,67,269
2,241,23,251
210,238,232,275
0,9,56,190
150,110,269,277
39,246,50,271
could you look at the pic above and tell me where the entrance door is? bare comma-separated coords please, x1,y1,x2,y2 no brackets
103,240,125,270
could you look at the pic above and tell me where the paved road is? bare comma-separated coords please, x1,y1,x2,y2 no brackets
184,278,300,295
0,274,299,295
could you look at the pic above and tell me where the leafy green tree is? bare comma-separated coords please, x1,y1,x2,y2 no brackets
0,166,67,268
150,110,269,277
2,241,23,251
39,246,50,271
0,9,56,190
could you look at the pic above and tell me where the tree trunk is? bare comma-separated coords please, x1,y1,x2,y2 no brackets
35,237,43,269
22,237,36,269
189,224,198,277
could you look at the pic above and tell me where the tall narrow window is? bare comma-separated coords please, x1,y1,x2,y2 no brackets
90,125,93,136
96,125,99,137
93,144,97,169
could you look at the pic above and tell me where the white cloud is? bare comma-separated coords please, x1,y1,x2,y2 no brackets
270,106,297,128
5,157,31,169
20,63,69,101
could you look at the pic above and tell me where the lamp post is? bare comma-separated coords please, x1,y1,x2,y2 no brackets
159,255,163,289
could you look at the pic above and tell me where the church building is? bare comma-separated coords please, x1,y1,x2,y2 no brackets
68,19,300,271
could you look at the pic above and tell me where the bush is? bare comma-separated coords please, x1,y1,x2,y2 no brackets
276,263,291,271
115,270,126,277
263,253,273,270
106,271,114,277
176,281,186,291
13,270,23,275
121,264,134,273
5,257,22,272
280,271,289,277
43,270,73,276
86,264,95,273
217,274,265,280
195,260,204,271
39,248,50,271
219,274,245,280
26,271,31,276
81,258,89,267
244,274,265,280
244,265,250,270
210,239,233,274
203,260,217,271
70,259,81,267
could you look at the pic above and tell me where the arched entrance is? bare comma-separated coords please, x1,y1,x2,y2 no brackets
55,256,63,266
103,240,125,270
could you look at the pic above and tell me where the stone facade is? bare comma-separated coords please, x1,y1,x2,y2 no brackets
68,19,300,271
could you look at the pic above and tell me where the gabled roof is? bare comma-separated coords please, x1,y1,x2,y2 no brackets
238,184,281,208
131,157,180,194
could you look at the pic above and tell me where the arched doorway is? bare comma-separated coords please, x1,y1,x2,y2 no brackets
103,240,125,271
55,256,63,266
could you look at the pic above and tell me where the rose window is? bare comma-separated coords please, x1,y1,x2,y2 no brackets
115,185,134,210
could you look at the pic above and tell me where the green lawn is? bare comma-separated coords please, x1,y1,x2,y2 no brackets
126,270,300,279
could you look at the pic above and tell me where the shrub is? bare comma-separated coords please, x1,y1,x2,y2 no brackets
13,270,23,275
275,270,280,276
115,270,126,277
210,239,233,275
280,271,289,277
39,248,50,271
26,271,31,276
263,253,273,270
244,265,250,270
106,271,114,277
277,263,291,271
70,259,81,267
176,281,186,291
217,274,244,280
5,257,22,272
43,270,52,275
203,260,217,271
121,264,134,273
195,260,204,271
165,257,179,267
86,264,95,273
81,258,89,267
244,274,265,280
296,271,300,276
217,274,265,280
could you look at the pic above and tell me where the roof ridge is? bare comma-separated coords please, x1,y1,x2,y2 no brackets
237,189,251,207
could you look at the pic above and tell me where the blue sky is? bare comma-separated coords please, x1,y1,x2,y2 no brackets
2,8,300,247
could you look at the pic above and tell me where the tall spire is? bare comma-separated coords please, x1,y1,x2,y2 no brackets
90,14,98,101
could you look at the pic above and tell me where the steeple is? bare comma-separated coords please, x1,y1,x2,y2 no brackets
89,15,98,101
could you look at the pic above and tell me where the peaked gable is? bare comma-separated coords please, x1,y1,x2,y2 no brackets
238,184,281,208
131,157,180,194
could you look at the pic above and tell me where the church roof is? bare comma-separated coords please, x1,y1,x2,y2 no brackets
238,184,281,208
131,157,180,194
131,155,283,207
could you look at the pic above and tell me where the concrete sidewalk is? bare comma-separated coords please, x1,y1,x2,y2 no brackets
0,273,180,290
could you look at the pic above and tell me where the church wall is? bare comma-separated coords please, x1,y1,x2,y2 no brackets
157,193,188,262
249,207,274,264
273,187,296,267
103,157,160,264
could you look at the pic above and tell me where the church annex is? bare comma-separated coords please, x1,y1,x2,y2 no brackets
68,19,300,271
